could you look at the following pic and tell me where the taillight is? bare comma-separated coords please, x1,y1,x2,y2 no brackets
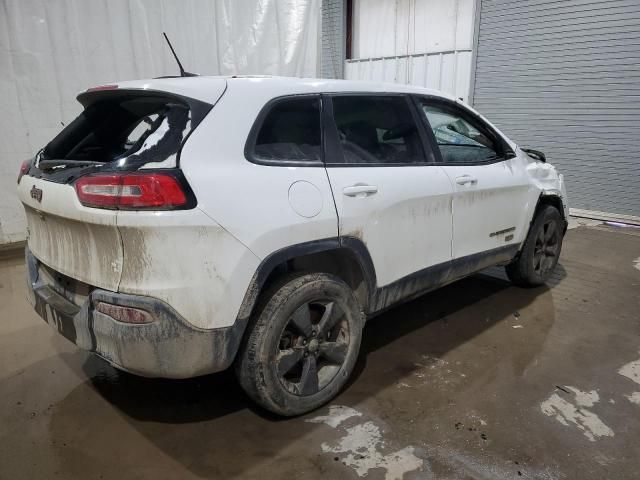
75,172,188,210
17,159,31,184
95,301,153,324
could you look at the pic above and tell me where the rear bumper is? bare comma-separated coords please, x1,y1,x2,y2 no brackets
26,247,246,378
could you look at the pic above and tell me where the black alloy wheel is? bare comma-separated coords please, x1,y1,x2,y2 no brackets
532,219,561,276
276,300,350,396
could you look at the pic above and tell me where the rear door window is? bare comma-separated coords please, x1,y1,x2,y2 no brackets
250,96,322,163
329,95,426,165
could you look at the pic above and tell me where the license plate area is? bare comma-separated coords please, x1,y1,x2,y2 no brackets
34,285,81,344
38,262,91,307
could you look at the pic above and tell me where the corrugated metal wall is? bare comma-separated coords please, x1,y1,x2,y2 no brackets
345,51,473,102
345,0,476,103
472,0,640,217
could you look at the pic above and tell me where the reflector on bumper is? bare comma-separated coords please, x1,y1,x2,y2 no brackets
95,301,154,324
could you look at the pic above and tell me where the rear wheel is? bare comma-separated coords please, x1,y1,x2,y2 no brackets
236,273,364,416
506,205,564,286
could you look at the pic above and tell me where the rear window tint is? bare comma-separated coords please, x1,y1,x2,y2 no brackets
330,95,425,165
42,93,206,170
251,97,322,163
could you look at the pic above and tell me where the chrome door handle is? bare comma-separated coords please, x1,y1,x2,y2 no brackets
455,175,478,186
343,184,378,197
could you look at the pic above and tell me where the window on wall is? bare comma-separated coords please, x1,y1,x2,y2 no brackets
253,97,322,162
417,100,499,164
330,95,425,165
346,0,353,59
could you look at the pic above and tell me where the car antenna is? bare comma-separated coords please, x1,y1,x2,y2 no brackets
162,32,197,77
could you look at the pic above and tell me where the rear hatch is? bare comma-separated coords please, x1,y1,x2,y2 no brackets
18,80,222,291
20,178,123,291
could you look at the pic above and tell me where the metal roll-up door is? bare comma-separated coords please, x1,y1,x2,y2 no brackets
471,0,640,219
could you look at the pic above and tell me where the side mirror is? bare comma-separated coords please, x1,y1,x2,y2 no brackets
522,148,546,162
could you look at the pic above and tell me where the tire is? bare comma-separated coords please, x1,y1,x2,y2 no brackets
235,272,364,416
506,205,564,287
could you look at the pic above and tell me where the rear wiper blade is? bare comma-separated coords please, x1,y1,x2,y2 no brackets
38,159,105,170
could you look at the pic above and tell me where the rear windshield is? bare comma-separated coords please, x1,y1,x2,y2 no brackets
41,91,210,171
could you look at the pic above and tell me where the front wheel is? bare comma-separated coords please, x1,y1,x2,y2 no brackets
235,273,364,416
506,205,564,287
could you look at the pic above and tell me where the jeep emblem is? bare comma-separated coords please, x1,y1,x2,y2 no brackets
30,185,43,203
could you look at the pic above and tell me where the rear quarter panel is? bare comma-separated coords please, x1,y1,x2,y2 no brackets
178,79,339,260
117,208,260,330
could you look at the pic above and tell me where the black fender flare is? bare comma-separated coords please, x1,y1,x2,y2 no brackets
235,236,377,323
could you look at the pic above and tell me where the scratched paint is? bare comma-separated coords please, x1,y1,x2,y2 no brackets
306,406,425,480
633,257,640,272
540,387,614,442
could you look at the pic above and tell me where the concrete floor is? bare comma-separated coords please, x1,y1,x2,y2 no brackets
1,224,639,480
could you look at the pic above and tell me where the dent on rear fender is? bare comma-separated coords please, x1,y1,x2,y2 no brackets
117,212,260,330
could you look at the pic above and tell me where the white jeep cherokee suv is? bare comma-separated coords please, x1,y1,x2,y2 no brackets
17,76,568,416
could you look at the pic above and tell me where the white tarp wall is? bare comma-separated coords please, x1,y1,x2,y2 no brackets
345,0,475,102
0,0,320,245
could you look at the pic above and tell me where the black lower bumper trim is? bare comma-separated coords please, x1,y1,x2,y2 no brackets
26,247,246,378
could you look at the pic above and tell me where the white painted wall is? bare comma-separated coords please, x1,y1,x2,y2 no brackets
0,0,320,245
345,0,475,102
